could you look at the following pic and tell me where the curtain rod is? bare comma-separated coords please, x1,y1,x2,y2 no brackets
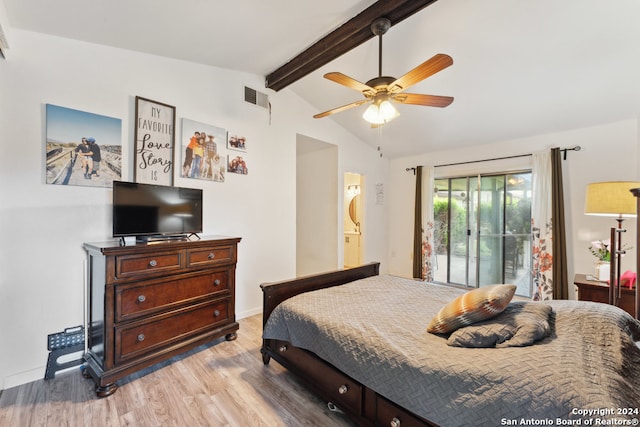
404,145,581,174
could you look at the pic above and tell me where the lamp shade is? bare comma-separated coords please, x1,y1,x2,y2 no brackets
584,181,640,217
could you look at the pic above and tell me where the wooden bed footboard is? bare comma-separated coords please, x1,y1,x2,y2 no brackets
260,263,437,427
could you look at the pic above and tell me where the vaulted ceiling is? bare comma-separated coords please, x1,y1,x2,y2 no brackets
4,0,640,158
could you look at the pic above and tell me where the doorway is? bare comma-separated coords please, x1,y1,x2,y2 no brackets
433,172,533,297
344,172,363,268
296,135,338,276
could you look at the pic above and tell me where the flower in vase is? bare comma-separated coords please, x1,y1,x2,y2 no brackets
589,238,633,262
589,239,611,262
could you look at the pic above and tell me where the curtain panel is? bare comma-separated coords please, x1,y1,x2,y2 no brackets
531,148,568,300
413,166,423,279
550,148,569,299
413,166,435,281
531,151,553,300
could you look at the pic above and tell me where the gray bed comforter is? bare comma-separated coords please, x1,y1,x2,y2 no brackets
263,275,640,426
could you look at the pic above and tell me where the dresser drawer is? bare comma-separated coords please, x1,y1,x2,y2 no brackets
115,251,183,279
187,245,235,267
115,299,230,363
115,271,230,321
272,340,362,414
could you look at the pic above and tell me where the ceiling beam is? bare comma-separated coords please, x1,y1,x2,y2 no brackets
265,0,439,92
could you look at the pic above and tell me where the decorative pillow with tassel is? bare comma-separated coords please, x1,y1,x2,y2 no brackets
427,284,517,334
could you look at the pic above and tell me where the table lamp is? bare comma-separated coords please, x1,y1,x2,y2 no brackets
584,181,640,306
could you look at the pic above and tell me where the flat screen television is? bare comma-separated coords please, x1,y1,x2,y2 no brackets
113,181,203,239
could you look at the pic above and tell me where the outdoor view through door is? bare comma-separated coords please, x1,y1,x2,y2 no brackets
433,172,532,297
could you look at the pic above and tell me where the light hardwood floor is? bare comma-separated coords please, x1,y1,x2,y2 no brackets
0,314,356,426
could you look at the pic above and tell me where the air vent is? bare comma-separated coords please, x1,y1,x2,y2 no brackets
244,86,269,109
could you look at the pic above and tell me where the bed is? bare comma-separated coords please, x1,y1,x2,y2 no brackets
261,263,640,427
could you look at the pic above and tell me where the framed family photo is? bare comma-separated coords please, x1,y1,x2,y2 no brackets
180,118,227,182
133,96,175,186
227,134,247,152
227,155,248,175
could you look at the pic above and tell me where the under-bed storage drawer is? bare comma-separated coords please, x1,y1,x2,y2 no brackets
377,395,429,427
272,340,362,415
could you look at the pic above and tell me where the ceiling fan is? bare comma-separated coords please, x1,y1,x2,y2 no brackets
313,18,454,125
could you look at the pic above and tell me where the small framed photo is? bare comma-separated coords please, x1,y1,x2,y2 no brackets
228,155,248,175
227,134,247,152
133,96,175,186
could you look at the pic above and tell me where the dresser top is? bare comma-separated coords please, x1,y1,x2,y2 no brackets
84,235,241,255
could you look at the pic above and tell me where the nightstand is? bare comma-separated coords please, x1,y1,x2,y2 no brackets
573,274,636,318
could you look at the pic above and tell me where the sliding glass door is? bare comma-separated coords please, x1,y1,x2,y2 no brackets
433,172,532,297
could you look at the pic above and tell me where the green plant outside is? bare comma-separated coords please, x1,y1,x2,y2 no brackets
433,192,531,256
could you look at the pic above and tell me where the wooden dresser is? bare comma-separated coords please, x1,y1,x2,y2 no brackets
83,235,241,397
573,273,636,318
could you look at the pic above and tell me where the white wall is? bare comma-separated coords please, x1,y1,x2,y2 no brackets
388,119,640,296
0,30,389,389
296,137,338,275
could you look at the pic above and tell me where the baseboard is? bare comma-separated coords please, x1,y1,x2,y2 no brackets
236,306,262,319
3,366,46,391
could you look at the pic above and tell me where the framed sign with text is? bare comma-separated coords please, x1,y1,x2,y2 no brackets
133,96,175,186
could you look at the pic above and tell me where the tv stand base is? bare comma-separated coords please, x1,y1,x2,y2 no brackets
136,234,189,243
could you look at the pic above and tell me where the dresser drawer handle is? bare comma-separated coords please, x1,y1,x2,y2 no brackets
208,253,215,260
213,310,220,317
390,417,401,427
137,334,145,342
148,259,157,267
213,279,221,286
279,345,288,353
137,295,146,303
338,385,348,395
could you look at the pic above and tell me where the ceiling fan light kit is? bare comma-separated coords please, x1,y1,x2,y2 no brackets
314,17,454,125
363,99,399,125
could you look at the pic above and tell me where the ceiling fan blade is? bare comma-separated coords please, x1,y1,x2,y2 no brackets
388,54,453,93
394,93,454,108
324,72,375,94
313,99,371,118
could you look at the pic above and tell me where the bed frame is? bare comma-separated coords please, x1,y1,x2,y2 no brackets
260,263,438,427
